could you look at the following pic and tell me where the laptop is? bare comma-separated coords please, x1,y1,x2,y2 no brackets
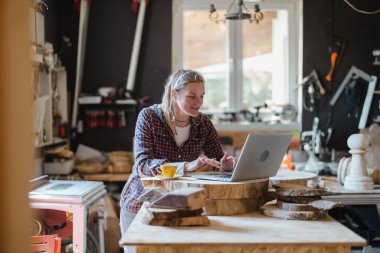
191,132,292,182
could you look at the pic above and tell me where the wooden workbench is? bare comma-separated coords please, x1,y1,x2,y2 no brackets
120,208,366,253
321,176,380,205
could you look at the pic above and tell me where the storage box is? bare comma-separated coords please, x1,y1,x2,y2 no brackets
44,159,74,175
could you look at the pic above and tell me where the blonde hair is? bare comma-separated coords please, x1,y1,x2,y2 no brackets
161,69,205,134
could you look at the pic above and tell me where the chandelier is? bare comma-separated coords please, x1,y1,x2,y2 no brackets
209,0,263,24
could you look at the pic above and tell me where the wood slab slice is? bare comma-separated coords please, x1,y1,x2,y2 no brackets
269,171,317,188
145,215,210,227
146,207,204,219
141,204,210,226
138,188,167,203
276,195,321,204
275,188,334,197
277,200,343,211
307,200,343,210
203,197,265,216
261,203,326,220
273,183,315,190
141,177,268,200
276,200,318,212
151,187,206,210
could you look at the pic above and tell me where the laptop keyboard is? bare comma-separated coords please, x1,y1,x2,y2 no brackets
202,174,232,181
213,175,232,179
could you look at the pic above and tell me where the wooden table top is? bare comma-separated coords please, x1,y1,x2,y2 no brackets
321,176,380,205
81,173,131,182
121,209,366,247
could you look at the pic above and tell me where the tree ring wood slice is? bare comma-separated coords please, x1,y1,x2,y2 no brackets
203,197,265,216
269,171,317,188
261,203,326,220
275,188,334,197
276,200,318,212
141,177,269,200
276,195,321,204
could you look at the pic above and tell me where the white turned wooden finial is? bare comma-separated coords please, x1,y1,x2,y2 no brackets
347,133,370,150
344,133,374,190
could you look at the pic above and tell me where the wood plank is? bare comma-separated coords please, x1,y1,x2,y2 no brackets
140,205,209,226
151,187,206,210
261,203,326,220
137,188,167,203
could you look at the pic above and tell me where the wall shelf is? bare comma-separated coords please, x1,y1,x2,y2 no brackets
33,68,69,148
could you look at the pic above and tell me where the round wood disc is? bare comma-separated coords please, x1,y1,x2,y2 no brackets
261,203,325,220
141,177,269,200
269,171,317,188
204,197,265,216
276,200,318,212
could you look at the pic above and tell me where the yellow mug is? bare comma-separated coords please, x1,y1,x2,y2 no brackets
160,165,177,177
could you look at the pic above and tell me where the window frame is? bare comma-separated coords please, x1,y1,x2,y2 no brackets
172,0,303,114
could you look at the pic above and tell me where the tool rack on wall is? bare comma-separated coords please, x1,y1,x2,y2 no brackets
75,102,137,151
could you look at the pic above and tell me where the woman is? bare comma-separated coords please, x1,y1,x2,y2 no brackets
119,69,235,234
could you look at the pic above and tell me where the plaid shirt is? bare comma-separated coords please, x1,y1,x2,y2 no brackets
120,104,224,212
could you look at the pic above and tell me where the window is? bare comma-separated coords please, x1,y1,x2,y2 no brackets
173,0,302,113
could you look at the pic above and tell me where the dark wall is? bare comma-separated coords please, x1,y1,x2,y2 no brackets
45,0,172,151
45,0,380,152
303,0,380,150
45,0,79,96
82,0,172,101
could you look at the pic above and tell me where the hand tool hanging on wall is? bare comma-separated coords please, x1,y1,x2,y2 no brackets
325,37,346,82
297,69,325,113
344,76,361,118
329,66,378,129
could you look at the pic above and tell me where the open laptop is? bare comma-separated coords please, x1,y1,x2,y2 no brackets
191,132,292,182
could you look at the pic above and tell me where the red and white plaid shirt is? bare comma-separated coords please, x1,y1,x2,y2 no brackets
120,104,224,212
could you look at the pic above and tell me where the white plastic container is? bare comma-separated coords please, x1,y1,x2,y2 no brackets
44,159,74,175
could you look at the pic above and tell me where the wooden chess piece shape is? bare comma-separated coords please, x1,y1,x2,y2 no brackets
344,133,374,190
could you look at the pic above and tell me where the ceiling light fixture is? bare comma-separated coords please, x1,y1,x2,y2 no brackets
209,0,263,24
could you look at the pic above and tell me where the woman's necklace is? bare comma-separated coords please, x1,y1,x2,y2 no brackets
175,117,190,123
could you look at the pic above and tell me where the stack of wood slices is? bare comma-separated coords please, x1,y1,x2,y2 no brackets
141,177,269,216
138,187,210,226
261,183,342,220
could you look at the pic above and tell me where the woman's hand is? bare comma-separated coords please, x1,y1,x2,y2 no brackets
185,156,221,172
220,153,236,172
